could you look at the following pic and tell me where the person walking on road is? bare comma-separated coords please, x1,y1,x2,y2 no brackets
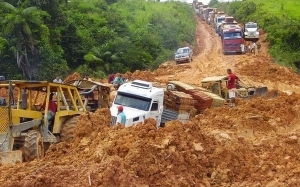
240,43,245,54
116,105,126,125
226,69,240,108
257,42,261,54
251,42,256,55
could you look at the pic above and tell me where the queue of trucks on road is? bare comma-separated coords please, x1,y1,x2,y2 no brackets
193,1,259,55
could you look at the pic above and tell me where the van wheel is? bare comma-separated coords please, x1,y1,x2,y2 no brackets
24,130,44,162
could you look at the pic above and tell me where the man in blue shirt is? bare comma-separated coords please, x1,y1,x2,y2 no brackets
117,105,126,125
113,74,124,90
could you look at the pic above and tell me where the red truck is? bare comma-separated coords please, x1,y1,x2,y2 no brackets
220,17,244,54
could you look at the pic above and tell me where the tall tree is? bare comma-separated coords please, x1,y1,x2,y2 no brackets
0,2,46,79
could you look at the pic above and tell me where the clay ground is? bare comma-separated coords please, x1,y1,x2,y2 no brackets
1,15,300,187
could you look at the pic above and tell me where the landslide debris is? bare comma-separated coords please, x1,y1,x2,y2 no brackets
2,94,300,187
2,13,300,187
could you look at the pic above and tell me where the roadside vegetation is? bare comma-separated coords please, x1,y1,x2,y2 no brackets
0,0,196,80
210,0,300,72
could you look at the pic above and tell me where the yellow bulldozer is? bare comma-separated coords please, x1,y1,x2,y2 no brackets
201,76,277,101
0,79,110,165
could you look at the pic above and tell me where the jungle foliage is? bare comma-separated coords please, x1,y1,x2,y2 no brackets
210,0,300,72
0,0,197,80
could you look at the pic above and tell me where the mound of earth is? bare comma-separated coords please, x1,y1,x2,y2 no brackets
1,13,300,187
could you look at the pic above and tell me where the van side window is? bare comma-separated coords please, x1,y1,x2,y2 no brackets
151,102,158,111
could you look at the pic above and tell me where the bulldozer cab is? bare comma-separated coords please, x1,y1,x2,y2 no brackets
201,76,229,100
0,80,86,164
64,79,111,111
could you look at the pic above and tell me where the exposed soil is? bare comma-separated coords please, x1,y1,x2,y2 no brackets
1,15,300,187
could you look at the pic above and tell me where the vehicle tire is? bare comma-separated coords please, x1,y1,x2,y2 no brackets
188,58,191,63
175,61,179,64
60,115,80,143
24,130,44,162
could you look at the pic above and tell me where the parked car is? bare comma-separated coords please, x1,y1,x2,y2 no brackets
174,47,193,64
0,76,5,81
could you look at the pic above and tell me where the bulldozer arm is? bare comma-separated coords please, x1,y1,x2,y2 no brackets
0,150,22,165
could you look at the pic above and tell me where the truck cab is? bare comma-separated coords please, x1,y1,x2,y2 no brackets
221,24,244,54
215,15,226,34
244,22,259,41
110,80,164,128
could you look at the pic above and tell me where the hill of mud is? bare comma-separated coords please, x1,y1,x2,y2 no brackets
1,13,300,187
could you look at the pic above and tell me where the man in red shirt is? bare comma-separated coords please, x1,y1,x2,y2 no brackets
108,73,115,84
42,93,57,130
226,69,240,107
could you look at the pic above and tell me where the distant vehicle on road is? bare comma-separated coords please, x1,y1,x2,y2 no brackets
174,47,193,64
244,22,259,41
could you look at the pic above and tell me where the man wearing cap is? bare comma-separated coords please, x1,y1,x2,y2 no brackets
117,105,126,125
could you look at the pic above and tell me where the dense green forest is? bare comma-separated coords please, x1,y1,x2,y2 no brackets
0,0,197,80
210,0,300,72
1,0,300,80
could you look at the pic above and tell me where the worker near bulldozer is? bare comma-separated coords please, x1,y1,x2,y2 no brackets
226,69,240,108
42,93,57,129
116,105,126,125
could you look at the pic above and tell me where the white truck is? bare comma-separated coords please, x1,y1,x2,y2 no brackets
110,80,226,128
110,80,164,128
244,22,259,41
214,14,226,35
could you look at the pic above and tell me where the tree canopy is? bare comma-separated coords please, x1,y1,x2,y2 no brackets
0,0,197,80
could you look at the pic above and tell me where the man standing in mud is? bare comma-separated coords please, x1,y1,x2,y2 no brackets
116,105,126,125
226,69,240,107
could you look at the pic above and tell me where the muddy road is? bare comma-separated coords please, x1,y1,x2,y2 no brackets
1,15,300,187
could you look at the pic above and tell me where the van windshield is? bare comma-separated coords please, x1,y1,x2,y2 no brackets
114,91,152,111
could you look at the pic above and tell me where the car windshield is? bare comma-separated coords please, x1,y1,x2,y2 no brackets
217,17,225,23
245,24,257,28
224,32,242,39
114,91,151,111
176,48,188,54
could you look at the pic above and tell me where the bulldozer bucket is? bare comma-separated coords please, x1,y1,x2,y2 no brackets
254,87,268,96
0,150,22,165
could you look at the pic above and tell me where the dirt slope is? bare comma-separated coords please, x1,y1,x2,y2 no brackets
1,16,300,187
